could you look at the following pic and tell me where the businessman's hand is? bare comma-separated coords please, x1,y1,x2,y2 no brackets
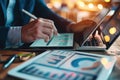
68,20,97,33
21,18,58,43
67,20,97,44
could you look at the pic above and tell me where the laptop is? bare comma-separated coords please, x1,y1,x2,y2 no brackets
8,50,116,80
77,5,120,50
28,8,110,50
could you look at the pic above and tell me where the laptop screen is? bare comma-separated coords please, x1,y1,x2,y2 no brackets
81,8,110,46
101,6,120,49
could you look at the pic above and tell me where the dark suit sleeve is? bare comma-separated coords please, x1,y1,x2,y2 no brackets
33,0,72,33
0,27,9,49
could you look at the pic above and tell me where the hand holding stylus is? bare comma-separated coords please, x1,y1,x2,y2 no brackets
21,9,58,43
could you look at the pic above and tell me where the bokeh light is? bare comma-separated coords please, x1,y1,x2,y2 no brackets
104,35,110,42
88,3,94,8
79,1,85,7
101,58,112,69
98,4,103,10
104,0,111,3
109,27,117,35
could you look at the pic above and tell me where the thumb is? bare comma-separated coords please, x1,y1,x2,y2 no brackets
49,20,58,35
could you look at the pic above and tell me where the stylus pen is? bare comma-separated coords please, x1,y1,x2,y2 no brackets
46,36,54,45
2,54,17,69
22,9,56,44
22,9,37,19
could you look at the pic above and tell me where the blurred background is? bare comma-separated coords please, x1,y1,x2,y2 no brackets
44,0,120,22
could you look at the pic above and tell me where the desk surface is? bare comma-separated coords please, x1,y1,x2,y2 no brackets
0,51,36,80
0,36,120,80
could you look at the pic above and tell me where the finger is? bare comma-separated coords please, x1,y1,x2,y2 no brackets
26,20,53,40
95,30,98,35
27,19,52,32
39,18,53,23
38,18,53,29
42,28,53,39
40,33,50,42
51,22,58,35
94,30,103,45
41,22,54,30
29,18,35,22
24,19,41,33
27,19,57,41
92,30,98,37
26,20,38,28
88,34,93,41
39,18,58,35
94,30,99,37
31,31,50,42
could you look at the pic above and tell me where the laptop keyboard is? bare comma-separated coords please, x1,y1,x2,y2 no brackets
84,38,99,46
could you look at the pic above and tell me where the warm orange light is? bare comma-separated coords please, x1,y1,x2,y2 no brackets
88,3,94,8
64,0,76,9
104,0,111,2
85,0,93,2
79,1,85,7
104,35,110,42
101,58,112,69
98,4,103,10
50,0,62,9
109,27,117,35
76,0,86,10
101,58,108,66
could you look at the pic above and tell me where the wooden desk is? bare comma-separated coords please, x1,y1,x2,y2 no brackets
0,36,120,80
0,50,36,80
